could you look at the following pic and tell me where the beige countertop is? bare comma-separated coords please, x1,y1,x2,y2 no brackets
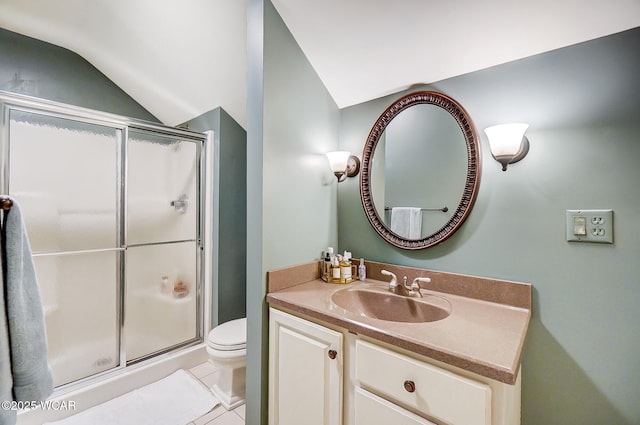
266,261,531,385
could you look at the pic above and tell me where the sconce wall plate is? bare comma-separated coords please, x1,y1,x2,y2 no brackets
346,155,360,177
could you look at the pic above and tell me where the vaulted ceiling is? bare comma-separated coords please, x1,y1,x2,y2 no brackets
1,0,639,128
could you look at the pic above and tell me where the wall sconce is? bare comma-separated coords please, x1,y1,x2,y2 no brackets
326,151,360,182
484,123,530,171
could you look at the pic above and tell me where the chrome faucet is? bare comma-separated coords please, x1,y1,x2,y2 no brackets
381,270,430,298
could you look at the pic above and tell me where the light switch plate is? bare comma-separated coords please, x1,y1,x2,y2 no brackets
566,209,613,243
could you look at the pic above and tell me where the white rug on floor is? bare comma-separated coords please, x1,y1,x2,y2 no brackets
45,369,219,425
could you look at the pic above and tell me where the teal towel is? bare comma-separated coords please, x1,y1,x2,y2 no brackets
1,199,54,425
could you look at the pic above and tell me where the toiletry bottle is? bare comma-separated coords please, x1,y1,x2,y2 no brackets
358,258,366,281
331,256,341,282
343,251,351,263
324,247,334,281
340,252,352,283
161,276,170,294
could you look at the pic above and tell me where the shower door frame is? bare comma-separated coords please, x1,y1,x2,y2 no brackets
0,90,211,389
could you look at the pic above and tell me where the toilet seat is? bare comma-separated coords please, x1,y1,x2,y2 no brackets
208,318,246,351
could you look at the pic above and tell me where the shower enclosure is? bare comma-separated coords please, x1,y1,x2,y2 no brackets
0,91,210,389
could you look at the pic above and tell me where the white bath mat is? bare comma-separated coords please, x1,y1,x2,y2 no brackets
45,369,219,425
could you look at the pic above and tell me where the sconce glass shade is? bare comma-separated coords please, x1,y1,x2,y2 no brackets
326,151,351,182
484,123,530,171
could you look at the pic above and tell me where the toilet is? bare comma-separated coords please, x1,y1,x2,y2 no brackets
206,317,247,410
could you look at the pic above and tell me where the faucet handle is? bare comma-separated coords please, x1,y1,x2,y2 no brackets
410,277,431,295
381,270,398,288
412,277,431,287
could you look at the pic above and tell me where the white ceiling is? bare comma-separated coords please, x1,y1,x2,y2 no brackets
271,0,640,109
0,0,247,127
1,0,639,128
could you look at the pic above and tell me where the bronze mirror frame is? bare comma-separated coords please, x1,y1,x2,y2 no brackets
359,91,481,250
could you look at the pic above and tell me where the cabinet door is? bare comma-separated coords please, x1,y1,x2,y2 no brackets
354,387,436,425
269,308,343,425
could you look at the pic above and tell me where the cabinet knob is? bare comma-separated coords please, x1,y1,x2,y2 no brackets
404,380,416,393
328,349,337,359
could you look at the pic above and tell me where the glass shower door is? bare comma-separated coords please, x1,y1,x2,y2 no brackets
2,94,206,388
125,129,200,361
7,110,121,387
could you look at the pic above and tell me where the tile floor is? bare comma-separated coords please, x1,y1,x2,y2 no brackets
187,362,245,425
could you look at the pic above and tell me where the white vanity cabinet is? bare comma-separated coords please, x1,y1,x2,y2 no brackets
269,308,344,425
269,307,521,425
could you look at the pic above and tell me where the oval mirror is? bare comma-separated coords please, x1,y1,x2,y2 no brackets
360,91,481,250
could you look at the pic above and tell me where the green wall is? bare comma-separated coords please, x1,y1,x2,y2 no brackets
338,27,640,424
184,107,247,326
246,1,267,422
0,28,157,122
246,1,341,423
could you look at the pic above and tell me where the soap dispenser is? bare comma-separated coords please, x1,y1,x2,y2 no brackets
339,253,352,283
336,251,355,283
